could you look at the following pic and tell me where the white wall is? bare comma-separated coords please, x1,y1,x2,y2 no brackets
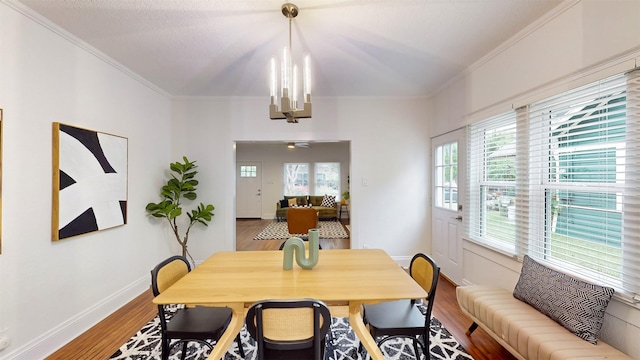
432,0,640,357
236,142,350,219
0,2,174,358
171,96,432,263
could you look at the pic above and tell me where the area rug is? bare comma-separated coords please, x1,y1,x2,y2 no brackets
253,221,349,240
110,304,474,360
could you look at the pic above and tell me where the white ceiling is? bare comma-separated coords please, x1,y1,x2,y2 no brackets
16,0,565,98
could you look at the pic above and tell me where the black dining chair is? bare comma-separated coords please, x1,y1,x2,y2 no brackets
360,253,440,359
245,299,332,360
151,255,245,360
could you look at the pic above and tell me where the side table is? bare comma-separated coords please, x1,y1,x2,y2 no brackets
339,203,350,219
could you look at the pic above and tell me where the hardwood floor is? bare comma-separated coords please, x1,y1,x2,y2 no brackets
235,218,351,250
47,219,515,360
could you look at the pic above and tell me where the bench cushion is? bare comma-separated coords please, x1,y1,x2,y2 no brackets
457,286,632,360
513,256,614,344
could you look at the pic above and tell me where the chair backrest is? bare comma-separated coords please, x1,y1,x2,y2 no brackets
245,299,331,360
150,256,191,330
409,253,440,323
286,207,319,234
151,255,191,296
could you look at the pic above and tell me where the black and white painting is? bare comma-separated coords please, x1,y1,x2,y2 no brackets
53,123,128,241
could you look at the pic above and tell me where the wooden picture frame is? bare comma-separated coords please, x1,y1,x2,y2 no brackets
52,123,128,241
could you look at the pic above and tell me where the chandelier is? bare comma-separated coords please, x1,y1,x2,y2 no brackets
269,3,311,123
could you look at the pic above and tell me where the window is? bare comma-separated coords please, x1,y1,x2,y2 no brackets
434,142,458,210
283,163,309,196
240,165,257,177
314,163,340,198
528,74,630,294
467,72,640,299
468,112,518,251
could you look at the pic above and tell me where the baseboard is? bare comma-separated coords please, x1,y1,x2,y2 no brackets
1,275,149,360
391,255,412,268
460,278,474,286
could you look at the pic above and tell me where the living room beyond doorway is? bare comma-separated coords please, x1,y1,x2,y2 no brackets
236,218,350,251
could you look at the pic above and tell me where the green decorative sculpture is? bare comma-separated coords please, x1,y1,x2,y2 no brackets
283,229,320,270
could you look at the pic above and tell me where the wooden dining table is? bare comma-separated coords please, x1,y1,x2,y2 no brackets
153,248,427,360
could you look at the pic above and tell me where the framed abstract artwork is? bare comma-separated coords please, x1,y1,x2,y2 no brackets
52,123,128,241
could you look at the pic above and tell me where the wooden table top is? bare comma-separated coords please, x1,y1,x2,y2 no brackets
154,249,427,360
153,248,426,305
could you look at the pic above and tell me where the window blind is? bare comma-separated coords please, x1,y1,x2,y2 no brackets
527,73,639,299
467,111,518,252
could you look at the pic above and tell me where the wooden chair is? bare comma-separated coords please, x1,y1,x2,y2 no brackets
361,253,440,359
245,299,332,360
286,207,319,235
150,256,245,360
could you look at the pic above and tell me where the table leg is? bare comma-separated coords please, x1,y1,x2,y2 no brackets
206,302,245,360
349,301,385,360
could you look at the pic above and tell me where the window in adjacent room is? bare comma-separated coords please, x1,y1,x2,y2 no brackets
283,163,309,196
240,165,257,177
314,162,340,198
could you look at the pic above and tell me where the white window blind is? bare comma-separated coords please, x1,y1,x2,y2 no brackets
527,73,638,299
467,111,518,252
467,71,640,300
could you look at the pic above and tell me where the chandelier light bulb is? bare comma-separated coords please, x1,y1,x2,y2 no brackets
304,54,311,98
270,57,277,100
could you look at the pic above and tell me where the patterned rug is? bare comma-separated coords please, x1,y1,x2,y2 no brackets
253,221,349,240
110,304,474,360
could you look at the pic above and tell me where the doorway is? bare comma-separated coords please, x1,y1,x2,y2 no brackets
431,129,465,284
234,141,352,250
236,161,262,218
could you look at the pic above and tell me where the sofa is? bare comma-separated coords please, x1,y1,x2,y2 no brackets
276,195,339,221
456,256,632,360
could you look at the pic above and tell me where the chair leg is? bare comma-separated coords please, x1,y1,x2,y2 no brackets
236,333,245,358
466,322,479,336
161,338,169,360
180,341,188,360
412,338,421,359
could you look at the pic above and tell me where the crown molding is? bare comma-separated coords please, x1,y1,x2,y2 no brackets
1,0,171,98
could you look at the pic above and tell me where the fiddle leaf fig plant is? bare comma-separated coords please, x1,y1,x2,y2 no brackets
146,156,215,264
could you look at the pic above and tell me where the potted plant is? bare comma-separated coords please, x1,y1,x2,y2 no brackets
342,175,350,204
146,156,215,264
342,190,350,205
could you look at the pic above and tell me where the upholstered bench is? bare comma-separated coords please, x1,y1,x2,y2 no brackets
456,256,632,360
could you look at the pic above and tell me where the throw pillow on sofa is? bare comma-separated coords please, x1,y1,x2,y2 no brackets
290,204,312,208
513,255,614,344
288,198,297,207
279,199,289,208
320,194,336,208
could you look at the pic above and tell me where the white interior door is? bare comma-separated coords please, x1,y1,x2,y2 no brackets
431,129,465,284
236,161,262,218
